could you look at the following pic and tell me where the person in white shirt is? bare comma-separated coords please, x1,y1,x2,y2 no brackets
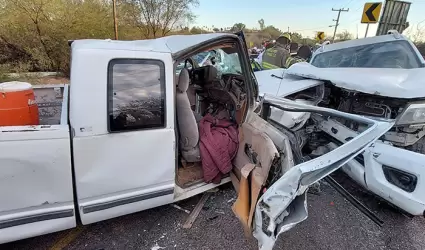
256,50,264,64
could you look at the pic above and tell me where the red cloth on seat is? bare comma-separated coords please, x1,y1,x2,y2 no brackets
199,114,239,184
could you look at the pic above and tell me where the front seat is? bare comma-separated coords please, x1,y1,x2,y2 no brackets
176,68,201,162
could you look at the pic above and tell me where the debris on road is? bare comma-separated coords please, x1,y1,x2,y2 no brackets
215,210,225,215
183,192,212,229
227,197,236,203
170,204,190,214
151,243,165,250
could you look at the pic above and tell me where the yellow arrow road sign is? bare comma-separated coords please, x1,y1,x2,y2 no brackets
361,2,382,23
316,31,325,41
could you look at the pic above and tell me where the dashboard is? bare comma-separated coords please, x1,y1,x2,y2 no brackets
190,65,246,110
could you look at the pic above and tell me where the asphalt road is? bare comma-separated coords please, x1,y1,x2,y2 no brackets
3,172,425,250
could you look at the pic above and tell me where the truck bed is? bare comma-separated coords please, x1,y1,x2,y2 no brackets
0,84,74,239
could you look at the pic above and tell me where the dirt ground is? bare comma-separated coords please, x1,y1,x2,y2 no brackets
2,173,425,250
20,76,69,85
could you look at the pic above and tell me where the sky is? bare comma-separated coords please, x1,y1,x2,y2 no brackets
192,0,425,39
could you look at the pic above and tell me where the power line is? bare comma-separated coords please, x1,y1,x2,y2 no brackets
330,8,349,42
353,4,364,12
344,0,355,8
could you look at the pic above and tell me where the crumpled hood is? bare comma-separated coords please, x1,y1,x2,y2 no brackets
254,68,322,97
285,62,425,98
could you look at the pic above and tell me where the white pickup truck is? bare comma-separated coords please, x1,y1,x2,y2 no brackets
256,30,425,219
0,33,394,249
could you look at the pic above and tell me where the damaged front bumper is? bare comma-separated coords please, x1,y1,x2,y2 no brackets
315,115,425,216
363,142,425,216
254,96,394,250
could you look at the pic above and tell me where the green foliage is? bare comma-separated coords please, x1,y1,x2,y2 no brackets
1,4,383,75
124,0,199,38
289,32,303,43
0,73,13,83
262,25,282,39
0,0,198,75
231,23,246,32
336,30,353,41
190,26,209,34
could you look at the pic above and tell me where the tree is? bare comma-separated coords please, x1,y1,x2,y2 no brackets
289,32,303,43
406,23,425,43
258,19,265,30
262,25,281,39
231,23,246,32
125,0,199,38
0,0,116,73
190,26,207,34
213,27,220,32
336,30,353,41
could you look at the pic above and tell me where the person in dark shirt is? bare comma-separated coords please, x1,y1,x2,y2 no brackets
261,34,291,69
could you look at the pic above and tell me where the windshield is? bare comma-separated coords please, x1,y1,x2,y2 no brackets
176,49,242,75
215,50,242,75
310,40,422,69
193,52,211,65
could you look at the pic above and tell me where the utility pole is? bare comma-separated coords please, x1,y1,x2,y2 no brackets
330,8,349,42
112,0,118,40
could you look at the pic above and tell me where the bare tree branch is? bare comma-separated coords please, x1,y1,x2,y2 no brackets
127,0,198,38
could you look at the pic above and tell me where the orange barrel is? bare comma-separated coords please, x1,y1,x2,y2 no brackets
0,81,40,126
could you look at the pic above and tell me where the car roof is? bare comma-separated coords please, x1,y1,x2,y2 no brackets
71,33,238,55
313,33,409,55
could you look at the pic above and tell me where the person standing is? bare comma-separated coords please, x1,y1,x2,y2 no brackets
284,45,312,68
261,33,291,69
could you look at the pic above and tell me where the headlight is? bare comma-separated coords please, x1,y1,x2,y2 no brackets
396,102,425,126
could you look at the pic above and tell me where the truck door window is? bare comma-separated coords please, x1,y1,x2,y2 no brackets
108,59,166,132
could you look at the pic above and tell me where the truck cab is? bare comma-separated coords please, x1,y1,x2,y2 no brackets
0,33,395,248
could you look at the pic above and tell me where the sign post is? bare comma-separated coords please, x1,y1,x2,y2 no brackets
361,2,382,37
365,24,370,38
376,0,411,35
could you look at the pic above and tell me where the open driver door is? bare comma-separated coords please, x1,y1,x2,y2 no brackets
230,95,394,250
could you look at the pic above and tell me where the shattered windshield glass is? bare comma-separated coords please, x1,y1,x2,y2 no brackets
310,40,422,69
214,49,242,75
176,49,242,75
195,49,242,75
193,51,211,65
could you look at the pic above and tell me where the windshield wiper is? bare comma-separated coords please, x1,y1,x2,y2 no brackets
271,74,283,79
